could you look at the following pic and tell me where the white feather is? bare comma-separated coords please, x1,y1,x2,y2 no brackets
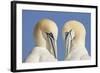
26,47,57,62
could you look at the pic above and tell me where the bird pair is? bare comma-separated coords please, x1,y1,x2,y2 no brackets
25,19,90,63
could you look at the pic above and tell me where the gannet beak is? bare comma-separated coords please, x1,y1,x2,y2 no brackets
64,30,72,57
46,33,57,58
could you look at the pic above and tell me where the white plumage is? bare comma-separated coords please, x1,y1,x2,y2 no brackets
62,20,90,60
26,47,57,62
26,19,58,63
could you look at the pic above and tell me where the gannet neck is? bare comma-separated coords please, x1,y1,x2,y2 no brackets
71,39,85,49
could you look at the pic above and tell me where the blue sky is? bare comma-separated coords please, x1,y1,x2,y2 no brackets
22,10,91,62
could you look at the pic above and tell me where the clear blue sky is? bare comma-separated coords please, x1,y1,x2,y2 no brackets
22,10,91,62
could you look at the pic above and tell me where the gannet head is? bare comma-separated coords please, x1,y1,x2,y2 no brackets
34,19,58,58
62,20,86,56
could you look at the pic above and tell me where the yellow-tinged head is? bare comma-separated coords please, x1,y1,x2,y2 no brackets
62,20,86,43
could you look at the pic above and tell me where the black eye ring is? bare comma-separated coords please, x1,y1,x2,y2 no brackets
46,32,54,40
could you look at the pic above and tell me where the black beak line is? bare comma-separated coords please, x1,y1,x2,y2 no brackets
46,33,56,58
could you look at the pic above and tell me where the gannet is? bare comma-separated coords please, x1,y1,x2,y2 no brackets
25,19,58,63
62,20,90,60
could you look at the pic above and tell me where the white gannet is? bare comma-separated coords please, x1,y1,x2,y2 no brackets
26,19,58,63
62,20,90,60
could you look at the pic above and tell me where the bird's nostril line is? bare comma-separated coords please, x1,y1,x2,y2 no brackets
65,32,69,40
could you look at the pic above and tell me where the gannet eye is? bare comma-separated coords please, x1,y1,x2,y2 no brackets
46,32,54,40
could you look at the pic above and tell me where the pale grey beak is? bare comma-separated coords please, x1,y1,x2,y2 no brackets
65,30,72,58
46,33,57,58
